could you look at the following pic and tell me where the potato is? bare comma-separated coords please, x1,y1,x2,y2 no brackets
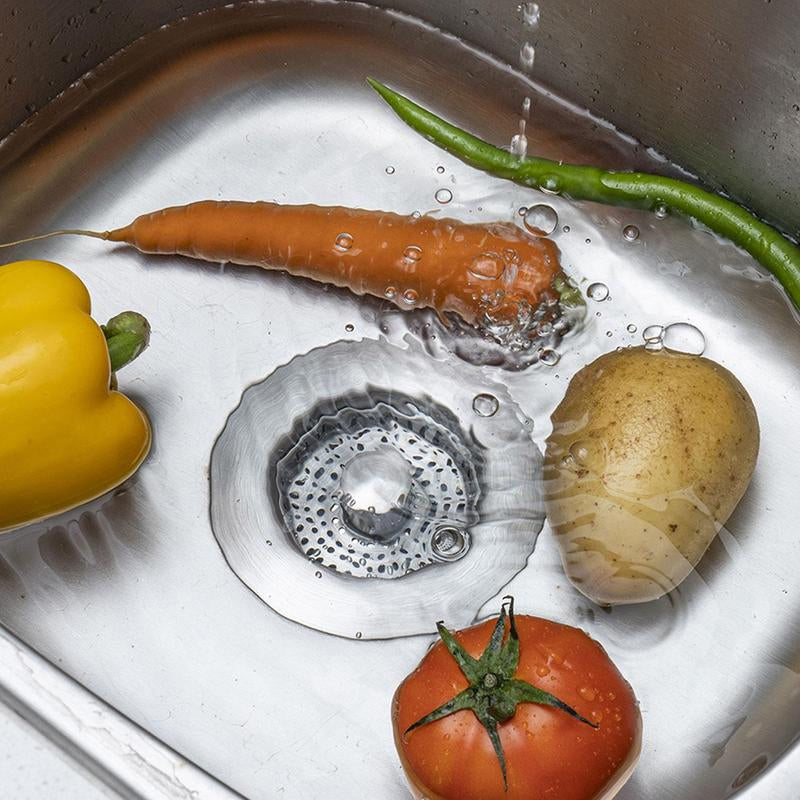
544,346,759,605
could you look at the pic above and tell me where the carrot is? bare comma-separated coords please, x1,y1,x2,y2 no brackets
0,201,561,326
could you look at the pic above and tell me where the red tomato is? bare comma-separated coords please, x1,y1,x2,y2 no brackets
392,609,641,800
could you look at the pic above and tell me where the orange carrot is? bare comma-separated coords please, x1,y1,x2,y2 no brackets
2,201,561,326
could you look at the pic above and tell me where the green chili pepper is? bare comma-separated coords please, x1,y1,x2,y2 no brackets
367,78,800,310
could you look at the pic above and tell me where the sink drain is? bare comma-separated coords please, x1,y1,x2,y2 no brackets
210,337,544,639
275,399,479,578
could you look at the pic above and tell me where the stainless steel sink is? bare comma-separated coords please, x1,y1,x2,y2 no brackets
0,2,798,798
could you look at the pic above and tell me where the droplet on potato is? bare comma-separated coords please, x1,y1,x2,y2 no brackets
544,346,759,605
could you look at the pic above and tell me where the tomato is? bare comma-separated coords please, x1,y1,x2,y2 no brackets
392,600,641,800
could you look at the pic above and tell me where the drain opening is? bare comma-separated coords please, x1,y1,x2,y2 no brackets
274,394,481,579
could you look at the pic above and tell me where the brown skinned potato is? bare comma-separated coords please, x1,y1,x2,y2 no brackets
544,346,759,605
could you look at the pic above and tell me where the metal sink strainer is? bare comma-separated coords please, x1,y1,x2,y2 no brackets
210,338,544,639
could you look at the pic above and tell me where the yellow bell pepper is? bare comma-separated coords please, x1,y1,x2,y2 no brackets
0,260,151,532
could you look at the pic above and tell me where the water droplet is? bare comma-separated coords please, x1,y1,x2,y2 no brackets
578,686,596,702
411,210,421,219
587,282,609,301
355,631,363,639
402,288,419,305
627,323,637,333
510,132,528,158
517,206,528,217
536,664,550,677
584,238,592,244
468,253,505,280
315,570,322,579
334,233,353,252
606,330,613,337
472,393,499,417
436,165,445,174
385,165,395,175
540,348,560,366
654,203,668,219
520,42,536,71
435,187,453,204
540,175,561,194
384,286,397,299
622,224,640,241
345,323,355,333
662,322,706,355
523,204,558,236
522,1,541,27
562,225,571,232
403,245,422,263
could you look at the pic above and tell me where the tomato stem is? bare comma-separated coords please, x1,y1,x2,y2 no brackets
405,597,597,791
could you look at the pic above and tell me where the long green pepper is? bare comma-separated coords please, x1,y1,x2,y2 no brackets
367,79,800,310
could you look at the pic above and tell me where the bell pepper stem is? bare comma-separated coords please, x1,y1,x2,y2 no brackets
102,311,151,372
367,78,800,310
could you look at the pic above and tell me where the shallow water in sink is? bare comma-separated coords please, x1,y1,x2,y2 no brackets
0,2,798,798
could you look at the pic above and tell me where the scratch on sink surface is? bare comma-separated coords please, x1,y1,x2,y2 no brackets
263,710,342,765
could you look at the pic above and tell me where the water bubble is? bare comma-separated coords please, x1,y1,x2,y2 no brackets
520,42,536,71
430,526,469,562
587,282,609,301
468,253,506,280
435,188,453,204
562,225,571,232
384,286,397,299
403,245,422,263
436,165,445,174
654,203,668,219
315,570,322,579
384,165,395,175
345,323,355,333
518,205,528,217
472,393,499,417
523,204,558,236
623,224,640,241
402,288,419,305
643,324,665,350
606,330,613,337
540,348,560,366
411,210,422,219
662,322,706,355
522,1,541,27
334,233,353,252
355,631,363,639
627,323,638,333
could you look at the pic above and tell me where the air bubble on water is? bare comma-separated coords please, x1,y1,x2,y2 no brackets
345,323,355,333
355,632,363,639
403,245,422,263
520,42,536,71
563,225,571,232
472,393,499,417
402,289,419,305
606,330,613,337
662,322,706,355
518,206,528,217
468,253,506,280
623,224,640,241
411,210,422,219
587,282,609,302
522,1,541,27
335,233,353,252
435,188,453,204
643,324,665,350
655,203,668,219
384,286,397,299
627,323,638,333
315,570,322,579
523,204,558,236
436,165,445,174
385,165,395,175
540,348,560,366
